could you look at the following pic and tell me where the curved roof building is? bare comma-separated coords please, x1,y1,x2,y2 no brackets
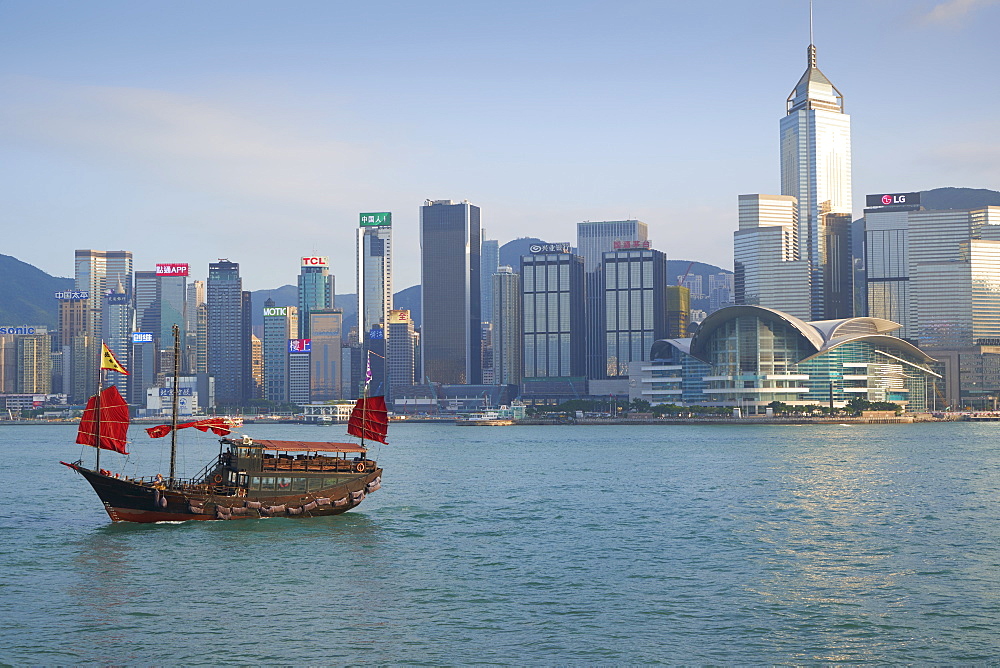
638,306,940,412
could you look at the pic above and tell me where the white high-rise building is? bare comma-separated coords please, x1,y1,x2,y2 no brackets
780,39,852,319
734,194,811,321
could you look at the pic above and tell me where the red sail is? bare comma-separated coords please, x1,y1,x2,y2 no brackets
76,385,130,454
347,396,388,444
145,417,234,439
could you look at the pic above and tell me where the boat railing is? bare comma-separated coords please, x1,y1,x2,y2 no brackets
188,454,226,485
260,454,371,473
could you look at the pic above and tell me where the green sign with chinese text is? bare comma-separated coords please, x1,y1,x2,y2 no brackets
360,212,391,227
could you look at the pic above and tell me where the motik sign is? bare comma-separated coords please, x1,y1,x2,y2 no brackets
866,192,921,208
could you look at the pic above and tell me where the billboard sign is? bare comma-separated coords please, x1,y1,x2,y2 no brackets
289,338,312,353
301,256,329,267
389,309,411,322
360,212,391,227
613,240,651,250
54,291,90,300
159,387,193,397
0,326,47,335
107,294,130,305
263,306,288,317
369,327,384,340
866,192,920,207
528,243,571,254
156,263,189,276
132,332,154,343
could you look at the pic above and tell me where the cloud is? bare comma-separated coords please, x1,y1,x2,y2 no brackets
918,0,1000,26
0,77,386,214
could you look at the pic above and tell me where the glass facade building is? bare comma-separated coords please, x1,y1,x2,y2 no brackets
309,309,343,401
297,257,334,340
420,199,481,385
357,224,392,342
521,252,586,380
492,266,522,386
734,194,811,320
262,299,298,402
602,248,667,378
207,259,249,406
577,220,648,380
387,309,416,404
779,44,853,320
73,250,133,402
103,286,133,400
635,306,939,412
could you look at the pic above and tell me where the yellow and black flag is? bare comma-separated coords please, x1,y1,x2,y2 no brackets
100,343,129,375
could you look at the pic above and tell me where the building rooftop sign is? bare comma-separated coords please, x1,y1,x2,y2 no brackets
865,192,921,209
360,212,391,227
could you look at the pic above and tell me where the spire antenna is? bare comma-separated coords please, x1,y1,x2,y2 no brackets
809,0,814,45
807,0,817,68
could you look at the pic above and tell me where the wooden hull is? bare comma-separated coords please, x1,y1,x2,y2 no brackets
62,462,382,523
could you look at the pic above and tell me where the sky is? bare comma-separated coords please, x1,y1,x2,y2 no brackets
2,0,999,291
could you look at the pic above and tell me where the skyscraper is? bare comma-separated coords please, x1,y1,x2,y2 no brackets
155,262,188,375
602,247,667,377
309,309,343,400
734,194,811,320
207,259,248,406
521,249,586,379
480,237,500,323
103,281,133,400
298,256,334,339
492,266,523,386
262,299,298,403
780,34,853,319
357,213,393,343
73,250,133,400
386,309,416,404
576,221,648,379
420,199,482,385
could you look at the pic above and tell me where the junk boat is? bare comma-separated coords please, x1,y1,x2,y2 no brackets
62,327,385,523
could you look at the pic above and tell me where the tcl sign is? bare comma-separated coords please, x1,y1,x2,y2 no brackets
866,192,920,208
156,263,189,276
301,257,329,267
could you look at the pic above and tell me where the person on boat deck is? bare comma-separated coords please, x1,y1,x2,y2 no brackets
153,473,166,489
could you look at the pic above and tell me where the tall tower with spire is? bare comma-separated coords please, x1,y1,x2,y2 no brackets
780,9,853,319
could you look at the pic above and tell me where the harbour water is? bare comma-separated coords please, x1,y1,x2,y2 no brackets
2,422,999,663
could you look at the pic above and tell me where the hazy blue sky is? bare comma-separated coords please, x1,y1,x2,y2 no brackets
2,0,998,291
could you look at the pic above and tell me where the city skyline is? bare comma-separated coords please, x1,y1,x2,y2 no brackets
2,1,999,291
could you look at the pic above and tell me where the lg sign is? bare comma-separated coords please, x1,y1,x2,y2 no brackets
301,257,329,267
866,192,921,208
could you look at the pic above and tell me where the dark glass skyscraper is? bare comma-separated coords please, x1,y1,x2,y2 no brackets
420,199,481,385
521,251,586,379
602,248,667,377
208,259,249,406
576,221,647,380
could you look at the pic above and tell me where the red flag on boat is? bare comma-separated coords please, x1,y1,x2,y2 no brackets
76,385,130,454
145,417,235,439
347,396,388,445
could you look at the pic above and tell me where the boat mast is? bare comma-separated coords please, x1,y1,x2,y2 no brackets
95,343,104,471
168,324,180,485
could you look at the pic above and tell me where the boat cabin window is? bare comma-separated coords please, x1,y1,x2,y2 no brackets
291,478,307,492
252,476,276,491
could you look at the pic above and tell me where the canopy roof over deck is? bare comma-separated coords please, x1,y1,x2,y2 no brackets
244,439,367,453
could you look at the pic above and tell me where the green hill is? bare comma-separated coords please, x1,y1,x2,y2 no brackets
0,254,72,329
